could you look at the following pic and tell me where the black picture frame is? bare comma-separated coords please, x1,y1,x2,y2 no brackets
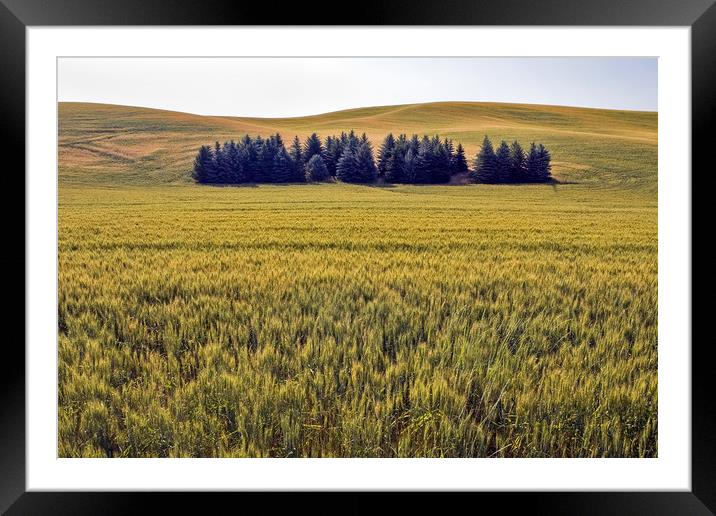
2,0,712,513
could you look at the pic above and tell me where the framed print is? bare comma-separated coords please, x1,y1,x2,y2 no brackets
2,0,713,513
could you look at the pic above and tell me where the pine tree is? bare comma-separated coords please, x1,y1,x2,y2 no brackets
304,133,323,164
453,143,468,175
226,140,246,183
387,134,409,183
377,133,396,178
252,136,268,183
536,144,552,182
272,146,293,183
192,145,213,183
509,141,526,183
305,154,330,182
344,130,360,154
336,147,357,182
262,137,280,183
289,135,305,182
354,142,377,183
265,135,281,182
525,142,540,182
409,134,420,152
430,137,451,184
401,148,416,183
323,136,339,177
412,136,432,184
204,141,223,183
240,135,257,183
495,141,512,183
444,138,455,174
220,141,239,183
471,136,498,183
385,151,404,183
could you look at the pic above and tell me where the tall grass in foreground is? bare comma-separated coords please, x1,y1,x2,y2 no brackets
58,183,657,457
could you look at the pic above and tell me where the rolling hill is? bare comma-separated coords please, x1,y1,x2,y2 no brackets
58,101,657,190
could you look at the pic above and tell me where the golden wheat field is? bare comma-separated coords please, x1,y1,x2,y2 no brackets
58,101,657,457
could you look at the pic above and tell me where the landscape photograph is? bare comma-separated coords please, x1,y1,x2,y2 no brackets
57,57,657,458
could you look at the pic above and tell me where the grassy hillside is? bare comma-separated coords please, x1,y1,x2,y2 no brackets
59,101,657,191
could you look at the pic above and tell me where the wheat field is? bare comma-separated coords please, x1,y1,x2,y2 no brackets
58,102,657,457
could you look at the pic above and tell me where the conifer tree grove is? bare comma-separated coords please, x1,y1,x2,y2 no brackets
191,132,551,186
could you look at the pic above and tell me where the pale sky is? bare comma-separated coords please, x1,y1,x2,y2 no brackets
58,57,657,117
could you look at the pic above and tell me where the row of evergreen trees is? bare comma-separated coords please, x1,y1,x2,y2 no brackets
471,136,552,184
192,132,551,185
376,133,468,184
192,131,378,185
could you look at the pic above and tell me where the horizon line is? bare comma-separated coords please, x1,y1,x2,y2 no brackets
57,99,658,119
